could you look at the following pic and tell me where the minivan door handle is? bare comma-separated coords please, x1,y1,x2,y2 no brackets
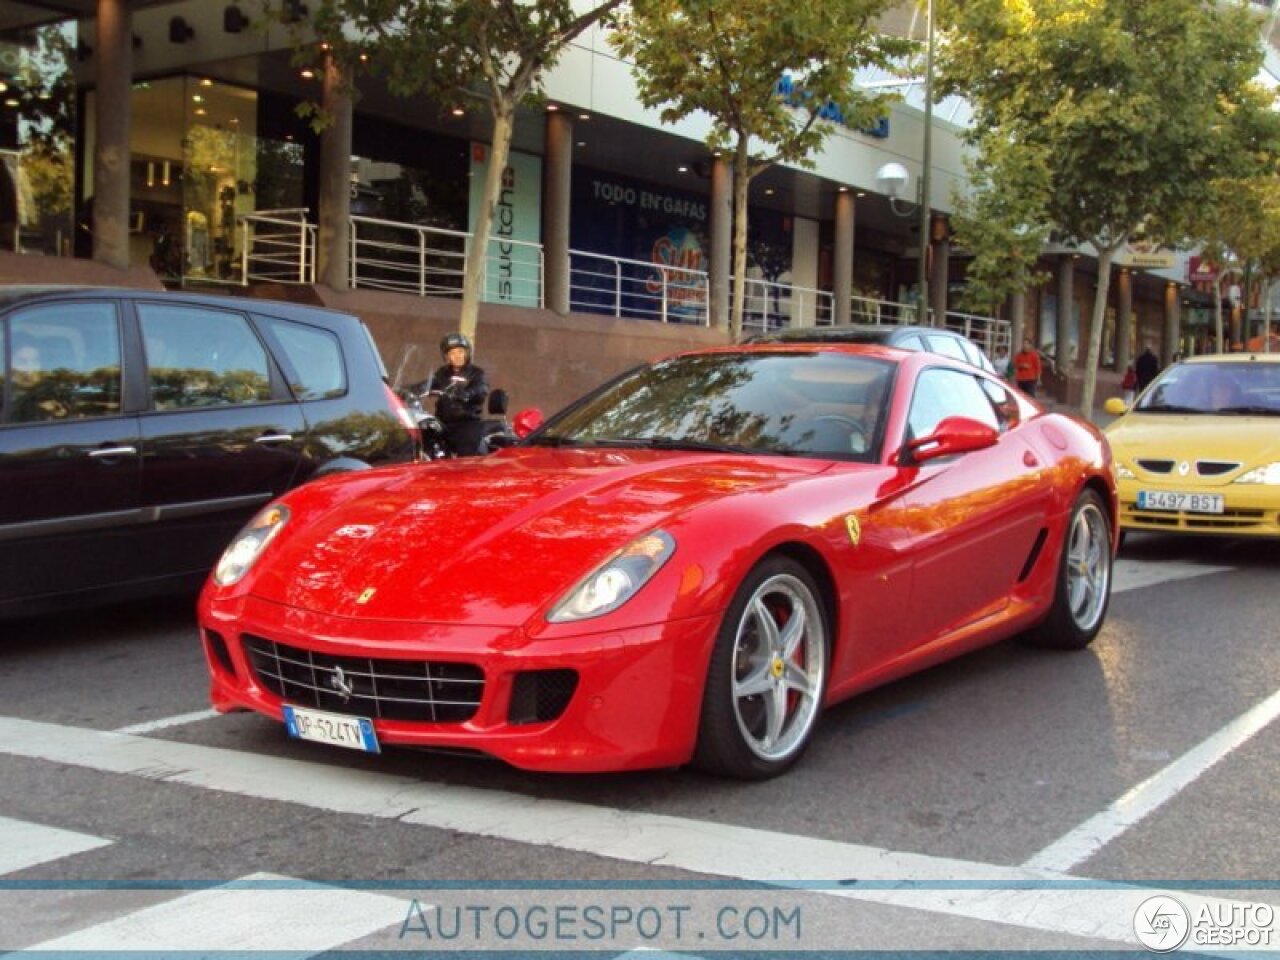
87,445,139,459
254,432,294,445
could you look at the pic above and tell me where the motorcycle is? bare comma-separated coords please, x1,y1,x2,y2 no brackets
399,386,517,460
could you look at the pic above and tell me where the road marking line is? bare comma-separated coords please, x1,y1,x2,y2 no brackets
17,872,407,952
113,708,219,735
1024,684,1280,873
0,816,112,875
1112,557,1234,595
0,716,1276,951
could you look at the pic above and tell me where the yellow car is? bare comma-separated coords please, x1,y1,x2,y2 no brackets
1104,354,1280,537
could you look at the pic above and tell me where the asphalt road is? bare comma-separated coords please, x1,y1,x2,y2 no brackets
1,531,1278,955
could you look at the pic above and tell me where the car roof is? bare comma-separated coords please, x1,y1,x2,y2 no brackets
0,284,358,325
744,323,938,345
1180,353,1280,365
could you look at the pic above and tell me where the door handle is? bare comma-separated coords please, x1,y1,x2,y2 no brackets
88,445,138,458
254,433,294,445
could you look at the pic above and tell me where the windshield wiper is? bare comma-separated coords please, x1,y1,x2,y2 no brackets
1214,405,1280,416
591,436,755,454
525,434,587,447
1138,403,1202,414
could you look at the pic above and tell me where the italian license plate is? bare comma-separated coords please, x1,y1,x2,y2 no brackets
283,704,380,753
1137,490,1225,514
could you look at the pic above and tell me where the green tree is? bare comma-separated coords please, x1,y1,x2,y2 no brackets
949,132,1050,317
937,0,1273,418
300,0,623,345
611,0,910,339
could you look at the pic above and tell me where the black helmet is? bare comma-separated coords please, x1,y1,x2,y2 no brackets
439,332,472,361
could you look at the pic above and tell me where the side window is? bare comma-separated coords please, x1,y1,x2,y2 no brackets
894,334,927,352
138,304,272,409
5,302,122,423
257,315,347,400
925,334,969,363
906,368,1000,439
979,376,1021,430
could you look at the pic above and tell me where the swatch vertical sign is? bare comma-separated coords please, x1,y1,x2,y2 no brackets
469,143,543,308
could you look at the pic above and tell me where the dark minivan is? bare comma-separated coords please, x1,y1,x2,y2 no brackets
0,286,418,618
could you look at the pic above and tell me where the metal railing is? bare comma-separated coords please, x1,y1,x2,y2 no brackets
234,210,1008,349
568,249,709,325
238,209,315,285
349,216,544,308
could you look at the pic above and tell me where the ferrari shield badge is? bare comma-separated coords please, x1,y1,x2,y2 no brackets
356,587,377,605
845,514,861,547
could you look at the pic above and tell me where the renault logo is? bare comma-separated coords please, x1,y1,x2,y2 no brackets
1178,461,1190,476
329,666,354,703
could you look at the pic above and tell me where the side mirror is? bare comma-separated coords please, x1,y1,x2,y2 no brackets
512,408,544,438
901,416,999,465
1104,397,1129,416
487,388,509,416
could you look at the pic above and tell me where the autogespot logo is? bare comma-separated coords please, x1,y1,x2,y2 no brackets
1135,895,1191,952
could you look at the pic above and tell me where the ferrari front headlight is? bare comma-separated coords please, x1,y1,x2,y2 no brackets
548,530,675,623
1234,462,1280,485
213,504,290,586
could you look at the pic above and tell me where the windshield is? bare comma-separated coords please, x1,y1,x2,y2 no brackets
1137,362,1280,415
531,352,895,462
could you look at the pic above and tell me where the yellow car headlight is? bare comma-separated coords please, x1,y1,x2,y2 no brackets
1235,462,1280,485
1114,462,1136,480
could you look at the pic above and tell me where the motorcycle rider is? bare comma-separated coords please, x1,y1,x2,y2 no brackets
417,332,489,455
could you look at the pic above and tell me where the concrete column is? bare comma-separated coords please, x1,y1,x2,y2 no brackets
543,110,573,315
709,156,731,329
1116,269,1133,373
93,0,131,269
929,213,949,326
1056,255,1074,371
317,55,352,291
832,190,854,325
1165,284,1181,365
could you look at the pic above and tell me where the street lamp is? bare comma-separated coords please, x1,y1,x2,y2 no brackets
874,0,935,325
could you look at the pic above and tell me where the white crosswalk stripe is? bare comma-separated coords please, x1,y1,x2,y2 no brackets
14,873,407,954
1112,556,1235,594
0,815,112,875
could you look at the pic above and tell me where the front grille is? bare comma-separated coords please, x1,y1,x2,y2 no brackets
1137,459,1175,474
243,635,483,723
1122,503,1271,531
1196,460,1240,477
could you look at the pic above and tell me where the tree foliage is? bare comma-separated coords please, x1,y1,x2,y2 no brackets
611,0,910,338
297,0,623,343
937,0,1276,417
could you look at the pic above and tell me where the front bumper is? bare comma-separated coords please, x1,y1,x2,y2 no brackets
199,593,716,772
1116,479,1280,536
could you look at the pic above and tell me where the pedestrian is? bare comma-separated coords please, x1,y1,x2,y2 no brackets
415,332,489,456
1012,338,1042,397
1121,365,1137,406
1135,344,1160,392
993,344,1011,380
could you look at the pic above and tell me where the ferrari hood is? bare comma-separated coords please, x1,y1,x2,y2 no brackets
250,447,830,624
1106,413,1280,468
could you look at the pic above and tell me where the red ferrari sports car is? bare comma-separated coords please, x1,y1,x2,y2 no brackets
199,343,1116,779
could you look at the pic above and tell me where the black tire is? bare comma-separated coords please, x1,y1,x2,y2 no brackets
1022,489,1113,650
694,556,830,779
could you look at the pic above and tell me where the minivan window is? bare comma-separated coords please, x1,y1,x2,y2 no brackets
5,301,122,423
258,315,346,400
139,304,272,409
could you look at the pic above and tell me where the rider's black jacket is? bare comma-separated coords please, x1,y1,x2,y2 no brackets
418,362,489,424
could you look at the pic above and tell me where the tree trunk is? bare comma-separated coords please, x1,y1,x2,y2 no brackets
1079,243,1119,421
459,100,516,344
1213,272,1226,354
729,137,751,341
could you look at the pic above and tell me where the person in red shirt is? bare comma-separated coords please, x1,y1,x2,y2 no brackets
1013,338,1042,397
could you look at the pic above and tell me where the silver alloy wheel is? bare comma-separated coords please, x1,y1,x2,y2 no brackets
1066,500,1111,633
729,572,826,763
